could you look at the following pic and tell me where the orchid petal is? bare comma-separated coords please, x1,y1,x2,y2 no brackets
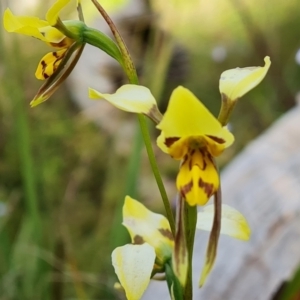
157,86,234,146
35,49,67,80
219,56,271,101
46,0,71,26
197,204,251,240
172,196,188,287
112,244,155,300
177,149,219,206
123,196,173,265
3,9,49,41
89,85,158,117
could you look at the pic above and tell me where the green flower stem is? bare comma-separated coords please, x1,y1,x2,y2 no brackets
90,0,137,84
165,260,183,300
137,114,175,235
91,0,175,235
217,94,237,126
183,202,197,299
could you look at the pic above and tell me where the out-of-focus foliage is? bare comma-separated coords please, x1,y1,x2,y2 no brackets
1,0,300,298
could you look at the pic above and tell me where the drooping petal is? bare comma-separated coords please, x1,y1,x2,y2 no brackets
157,86,234,147
35,49,67,80
172,196,188,287
197,204,251,240
122,196,173,265
89,85,159,119
30,43,85,107
46,0,71,26
112,244,155,300
41,26,68,45
219,56,271,101
177,149,219,206
199,188,221,287
3,8,49,41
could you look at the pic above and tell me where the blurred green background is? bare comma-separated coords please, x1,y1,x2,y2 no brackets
1,0,300,299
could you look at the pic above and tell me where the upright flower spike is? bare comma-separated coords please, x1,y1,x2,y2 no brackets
157,86,234,206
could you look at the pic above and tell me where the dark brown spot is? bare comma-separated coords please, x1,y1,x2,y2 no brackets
43,73,49,79
180,181,193,197
199,149,207,170
133,235,144,244
53,51,59,58
198,178,214,197
49,38,68,48
207,152,216,168
165,137,180,147
158,228,174,241
182,153,189,165
206,135,226,144
188,157,192,170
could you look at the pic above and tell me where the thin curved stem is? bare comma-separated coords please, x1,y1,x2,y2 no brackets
91,0,175,234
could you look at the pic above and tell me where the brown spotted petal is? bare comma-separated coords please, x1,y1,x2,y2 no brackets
122,196,174,267
177,149,219,206
35,49,67,80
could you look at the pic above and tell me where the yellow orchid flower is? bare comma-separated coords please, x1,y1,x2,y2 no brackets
157,86,234,206
4,1,76,81
112,196,174,300
122,195,174,269
3,0,85,106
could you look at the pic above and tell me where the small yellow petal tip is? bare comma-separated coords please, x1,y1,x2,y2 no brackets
30,95,48,107
219,56,271,101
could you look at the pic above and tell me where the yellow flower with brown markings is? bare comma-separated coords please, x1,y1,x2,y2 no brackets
122,195,174,269
4,0,76,81
112,196,174,300
3,0,85,106
157,86,234,206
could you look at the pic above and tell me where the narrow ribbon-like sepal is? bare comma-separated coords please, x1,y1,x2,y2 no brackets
172,195,188,287
199,186,221,287
30,43,84,107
